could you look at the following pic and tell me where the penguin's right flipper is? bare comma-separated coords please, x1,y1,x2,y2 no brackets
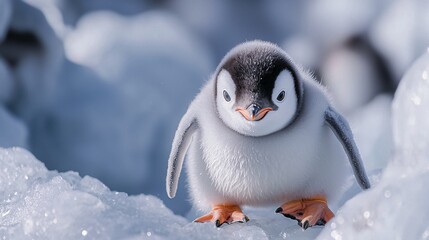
324,107,371,189
166,112,199,198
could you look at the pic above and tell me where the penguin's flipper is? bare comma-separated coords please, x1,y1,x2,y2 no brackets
166,113,198,199
324,107,371,189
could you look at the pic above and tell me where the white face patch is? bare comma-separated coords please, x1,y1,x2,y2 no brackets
267,70,298,133
216,69,236,117
216,69,298,137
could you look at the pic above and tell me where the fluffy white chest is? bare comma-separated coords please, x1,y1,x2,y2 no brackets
197,113,330,205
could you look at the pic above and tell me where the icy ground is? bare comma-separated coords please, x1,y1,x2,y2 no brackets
0,147,375,240
1,50,428,239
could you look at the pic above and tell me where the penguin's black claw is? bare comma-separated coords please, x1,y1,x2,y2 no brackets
302,220,310,230
275,207,283,213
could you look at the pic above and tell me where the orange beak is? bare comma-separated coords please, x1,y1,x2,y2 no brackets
236,105,273,121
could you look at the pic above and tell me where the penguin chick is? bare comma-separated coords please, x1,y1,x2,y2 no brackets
166,40,370,229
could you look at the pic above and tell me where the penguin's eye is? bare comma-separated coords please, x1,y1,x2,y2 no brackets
223,90,231,102
276,90,285,102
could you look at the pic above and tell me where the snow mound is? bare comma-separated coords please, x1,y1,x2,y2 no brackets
0,147,188,239
393,49,429,161
317,50,429,239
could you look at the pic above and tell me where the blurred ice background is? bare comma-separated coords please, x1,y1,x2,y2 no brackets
0,0,428,239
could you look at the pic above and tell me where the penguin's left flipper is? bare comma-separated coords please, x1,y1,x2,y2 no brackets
194,204,249,227
276,197,334,230
166,110,199,199
324,107,371,190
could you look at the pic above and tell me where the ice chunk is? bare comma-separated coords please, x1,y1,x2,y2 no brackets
317,50,429,239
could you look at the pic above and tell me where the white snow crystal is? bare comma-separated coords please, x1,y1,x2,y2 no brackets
317,50,429,239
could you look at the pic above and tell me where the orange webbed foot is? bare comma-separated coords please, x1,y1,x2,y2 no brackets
194,204,249,227
276,196,334,229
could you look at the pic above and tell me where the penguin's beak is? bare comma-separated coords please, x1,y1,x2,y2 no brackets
236,104,273,121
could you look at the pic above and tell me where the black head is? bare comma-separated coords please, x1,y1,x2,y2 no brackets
215,41,303,137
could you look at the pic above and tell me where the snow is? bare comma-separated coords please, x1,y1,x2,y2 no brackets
392,50,429,162
0,147,188,239
317,50,429,239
